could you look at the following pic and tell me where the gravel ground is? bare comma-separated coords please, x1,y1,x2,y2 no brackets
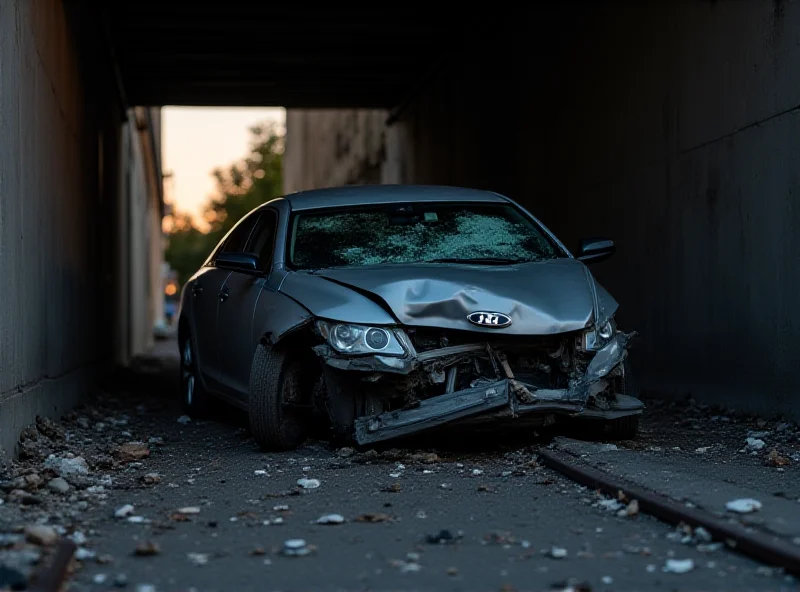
1,347,798,591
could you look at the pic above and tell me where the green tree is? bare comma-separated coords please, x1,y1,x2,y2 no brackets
164,121,284,288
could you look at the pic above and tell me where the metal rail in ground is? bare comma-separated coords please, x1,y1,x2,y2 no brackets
538,447,800,575
28,539,76,592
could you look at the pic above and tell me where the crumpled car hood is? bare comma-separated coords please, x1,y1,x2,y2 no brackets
281,258,618,335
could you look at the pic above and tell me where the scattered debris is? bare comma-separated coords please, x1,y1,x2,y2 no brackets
297,478,320,489
43,455,89,477
663,558,694,573
114,504,135,519
355,512,392,523
725,498,762,513
116,442,150,463
425,529,461,545
624,499,639,517
176,506,201,515
134,541,160,557
765,449,790,467
282,539,314,557
177,415,192,424
548,546,568,559
745,438,766,451
187,552,209,566
24,525,58,546
316,514,345,525
409,452,441,464
141,472,161,485
46,477,70,494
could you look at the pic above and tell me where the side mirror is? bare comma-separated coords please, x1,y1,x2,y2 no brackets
576,238,615,264
216,251,259,271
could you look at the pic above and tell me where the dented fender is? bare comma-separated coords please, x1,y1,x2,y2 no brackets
255,292,313,346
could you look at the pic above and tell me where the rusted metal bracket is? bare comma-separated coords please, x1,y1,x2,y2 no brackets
539,448,800,574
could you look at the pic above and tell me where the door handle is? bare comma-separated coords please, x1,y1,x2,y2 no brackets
192,283,203,296
218,287,230,302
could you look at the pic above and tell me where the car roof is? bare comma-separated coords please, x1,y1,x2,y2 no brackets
282,184,510,212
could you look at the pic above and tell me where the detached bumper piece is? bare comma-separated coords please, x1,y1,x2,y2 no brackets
352,332,643,446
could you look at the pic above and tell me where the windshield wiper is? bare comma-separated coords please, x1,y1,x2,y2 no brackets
424,257,529,265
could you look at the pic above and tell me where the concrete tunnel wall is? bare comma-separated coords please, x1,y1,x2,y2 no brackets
0,1,165,457
284,1,800,419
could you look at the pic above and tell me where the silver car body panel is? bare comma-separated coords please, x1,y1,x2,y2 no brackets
285,258,618,334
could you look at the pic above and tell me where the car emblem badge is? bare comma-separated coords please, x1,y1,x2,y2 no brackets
467,311,512,328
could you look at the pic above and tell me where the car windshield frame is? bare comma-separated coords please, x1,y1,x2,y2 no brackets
285,200,567,271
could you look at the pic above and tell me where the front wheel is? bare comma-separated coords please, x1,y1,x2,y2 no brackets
248,343,309,451
180,335,210,416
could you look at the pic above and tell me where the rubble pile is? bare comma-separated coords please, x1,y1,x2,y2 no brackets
0,398,166,590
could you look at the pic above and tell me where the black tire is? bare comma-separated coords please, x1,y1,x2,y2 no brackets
249,343,309,451
180,334,211,417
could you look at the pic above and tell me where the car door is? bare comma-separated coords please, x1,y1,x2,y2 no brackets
192,211,261,387
216,209,279,397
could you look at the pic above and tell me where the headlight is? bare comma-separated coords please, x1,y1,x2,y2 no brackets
581,318,616,351
316,321,406,356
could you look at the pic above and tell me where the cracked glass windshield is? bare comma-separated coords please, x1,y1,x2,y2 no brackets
289,202,561,269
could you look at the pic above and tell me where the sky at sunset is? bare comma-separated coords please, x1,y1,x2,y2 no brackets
161,107,285,224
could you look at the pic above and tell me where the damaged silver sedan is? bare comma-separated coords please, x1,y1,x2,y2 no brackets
178,185,644,451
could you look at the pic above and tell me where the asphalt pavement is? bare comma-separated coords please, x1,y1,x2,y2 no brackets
1,339,797,592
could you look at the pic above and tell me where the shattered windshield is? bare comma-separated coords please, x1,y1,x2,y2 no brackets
289,202,562,269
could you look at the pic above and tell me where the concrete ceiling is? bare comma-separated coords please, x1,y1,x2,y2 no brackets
102,3,469,108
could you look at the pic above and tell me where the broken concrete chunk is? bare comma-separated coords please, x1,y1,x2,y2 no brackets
47,477,70,494
24,525,58,546
116,442,150,463
745,438,766,451
141,473,161,485
43,455,89,477
114,504,135,518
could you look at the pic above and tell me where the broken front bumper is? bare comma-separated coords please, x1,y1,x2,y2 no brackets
320,332,644,446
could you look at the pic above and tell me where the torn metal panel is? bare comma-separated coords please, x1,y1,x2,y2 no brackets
354,380,511,445
323,324,639,445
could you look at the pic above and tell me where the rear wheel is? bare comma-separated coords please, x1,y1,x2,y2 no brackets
180,335,210,416
249,343,309,451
